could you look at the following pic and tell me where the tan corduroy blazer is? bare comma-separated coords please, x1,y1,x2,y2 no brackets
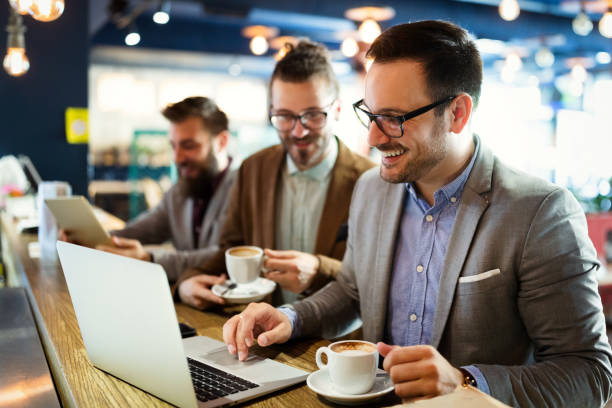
176,137,375,297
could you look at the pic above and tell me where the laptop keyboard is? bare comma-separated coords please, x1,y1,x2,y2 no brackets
187,357,259,402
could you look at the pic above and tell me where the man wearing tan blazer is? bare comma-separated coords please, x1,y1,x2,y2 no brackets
223,21,612,406
176,41,374,309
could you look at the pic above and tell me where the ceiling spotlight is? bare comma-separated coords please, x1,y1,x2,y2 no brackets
572,7,593,36
250,36,268,56
345,6,395,44
125,23,141,46
599,7,612,38
358,19,381,44
241,25,278,56
535,46,555,68
153,0,171,25
228,63,242,77
596,51,611,64
341,37,359,58
499,0,520,21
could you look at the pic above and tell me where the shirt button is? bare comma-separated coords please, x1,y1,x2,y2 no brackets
425,215,433,222
416,265,424,273
450,197,457,203
410,314,418,322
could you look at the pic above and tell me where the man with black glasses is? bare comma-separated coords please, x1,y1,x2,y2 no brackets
222,21,612,406
175,40,374,309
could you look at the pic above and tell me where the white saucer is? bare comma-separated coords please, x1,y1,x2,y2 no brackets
306,369,394,406
212,278,276,304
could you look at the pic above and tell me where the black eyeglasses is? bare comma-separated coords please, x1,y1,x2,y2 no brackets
352,96,456,138
269,102,335,132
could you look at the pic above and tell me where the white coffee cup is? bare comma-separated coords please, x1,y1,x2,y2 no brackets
225,246,263,284
315,340,378,395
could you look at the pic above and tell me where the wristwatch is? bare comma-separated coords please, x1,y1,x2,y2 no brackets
459,368,478,388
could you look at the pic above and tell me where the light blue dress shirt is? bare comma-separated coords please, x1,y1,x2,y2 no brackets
281,138,489,394
384,139,489,394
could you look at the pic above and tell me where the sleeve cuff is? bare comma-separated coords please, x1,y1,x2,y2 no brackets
277,306,300,339
462,365,490,395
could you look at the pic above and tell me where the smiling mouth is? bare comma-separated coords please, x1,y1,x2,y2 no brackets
380,148,406,158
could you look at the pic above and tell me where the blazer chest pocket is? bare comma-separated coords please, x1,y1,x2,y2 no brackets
456,268,505,295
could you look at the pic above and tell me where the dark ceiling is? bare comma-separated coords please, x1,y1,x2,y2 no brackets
89,0,612,77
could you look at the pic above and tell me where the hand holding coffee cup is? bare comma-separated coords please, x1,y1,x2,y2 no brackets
315,340,378,394
225,246,264,284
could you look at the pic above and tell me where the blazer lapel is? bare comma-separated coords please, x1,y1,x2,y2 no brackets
182,196,195,249
430,137,493,348
370,181,405,341
261,147,285,248
314,139,355,255
198,175,226,247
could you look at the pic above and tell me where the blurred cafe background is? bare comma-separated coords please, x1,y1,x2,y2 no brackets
1,0,612,277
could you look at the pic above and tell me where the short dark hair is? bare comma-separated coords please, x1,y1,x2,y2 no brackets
161,96,229,135
270,40,339,100
367,20,482,113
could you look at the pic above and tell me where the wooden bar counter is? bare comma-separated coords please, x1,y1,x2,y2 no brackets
0,212,400,407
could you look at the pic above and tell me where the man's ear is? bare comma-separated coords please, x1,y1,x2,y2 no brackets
213,130,230,153
448,94,472,134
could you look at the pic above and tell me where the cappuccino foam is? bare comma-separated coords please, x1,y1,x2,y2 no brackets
229,248,260,257
338,349,371,356
331,342,376,354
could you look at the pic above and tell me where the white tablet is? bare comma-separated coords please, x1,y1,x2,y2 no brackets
44,196,112,248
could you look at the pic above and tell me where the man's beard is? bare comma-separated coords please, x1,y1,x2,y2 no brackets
178,151,220,198
379,120,447,184
281,130,331,169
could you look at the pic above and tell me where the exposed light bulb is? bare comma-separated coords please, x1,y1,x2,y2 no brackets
499,0,520,21
571,64,587,82
572,11,593,36
596,51,611,64
250,35,268,55
535,47,554,68
599,9,612,38
4,9,29,77
341,37,359,58
9,0,33,15
3,48,30,77
28,0,64,22
358,19,381,44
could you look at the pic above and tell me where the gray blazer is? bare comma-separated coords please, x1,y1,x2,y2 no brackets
114,170,237,281
292,138,612,407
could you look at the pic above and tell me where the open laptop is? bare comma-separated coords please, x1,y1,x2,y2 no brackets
56,241,309,408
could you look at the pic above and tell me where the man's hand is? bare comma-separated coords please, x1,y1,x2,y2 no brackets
223,302,292,361
263,249,320,293
378,343,463,402
97,236,151,261
178,273,227,309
